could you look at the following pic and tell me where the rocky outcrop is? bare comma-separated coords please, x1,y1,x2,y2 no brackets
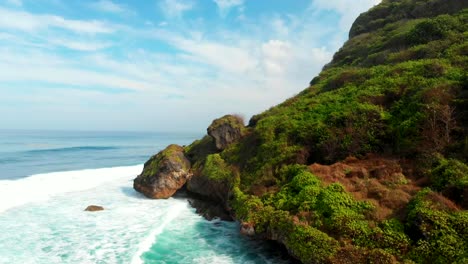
133,144,192,199
207,115,244,150
85,205,104,212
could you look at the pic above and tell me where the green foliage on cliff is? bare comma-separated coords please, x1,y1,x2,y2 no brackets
140,144,188,178
202,154,233,182
179,0,468,262
406,189,468,263
430,156,468,192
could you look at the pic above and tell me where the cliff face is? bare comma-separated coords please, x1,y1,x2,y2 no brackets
134,0,468,263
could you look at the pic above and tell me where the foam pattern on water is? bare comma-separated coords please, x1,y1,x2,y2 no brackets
0,166,293,264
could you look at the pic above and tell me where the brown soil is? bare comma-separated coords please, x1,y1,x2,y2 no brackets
309,154,421,220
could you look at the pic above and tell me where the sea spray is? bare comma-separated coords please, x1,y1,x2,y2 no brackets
0,165,142,213
130,200,187,264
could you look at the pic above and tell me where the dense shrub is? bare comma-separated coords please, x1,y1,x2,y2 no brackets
406,189,468,263
430,157,468,191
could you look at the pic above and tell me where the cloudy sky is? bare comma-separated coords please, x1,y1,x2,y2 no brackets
0,0,379,132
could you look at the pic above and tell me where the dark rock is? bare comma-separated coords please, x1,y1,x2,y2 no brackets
187,196,232,221
85,205,104,212
133,144,192,199
186,171,231,204
207,115,244,150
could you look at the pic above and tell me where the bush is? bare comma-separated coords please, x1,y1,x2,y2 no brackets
430,157,468,191
406,15,460,45
285,225,338,263
202,154,233,182
406,189,468,263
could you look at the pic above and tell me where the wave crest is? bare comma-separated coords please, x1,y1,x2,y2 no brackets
0,164,143,214
26,146,119,154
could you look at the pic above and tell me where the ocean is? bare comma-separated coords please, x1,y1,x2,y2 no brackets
0,130,292,264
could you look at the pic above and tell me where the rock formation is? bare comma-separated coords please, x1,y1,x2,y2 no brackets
207,115,244,150
133,1,468,262
133,144,192,199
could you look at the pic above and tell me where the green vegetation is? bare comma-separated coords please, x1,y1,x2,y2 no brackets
202,154,233,182
140,144,188,178
177,0,468,262
406,189,468,263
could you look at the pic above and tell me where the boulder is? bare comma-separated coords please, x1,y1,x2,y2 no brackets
85,205,104,212
207,115,244,150
133,144,192,199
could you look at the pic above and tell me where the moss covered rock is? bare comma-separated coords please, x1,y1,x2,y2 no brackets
207,115,245,150
133,144,192,199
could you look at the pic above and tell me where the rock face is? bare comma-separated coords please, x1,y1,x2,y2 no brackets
85,205,104,212
186,171,231,204
133,144,192,199
207,115,244,150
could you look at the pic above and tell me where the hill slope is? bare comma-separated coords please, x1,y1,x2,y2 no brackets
135,0,468,263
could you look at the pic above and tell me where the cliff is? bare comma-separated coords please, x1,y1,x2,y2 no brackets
134,0,468,263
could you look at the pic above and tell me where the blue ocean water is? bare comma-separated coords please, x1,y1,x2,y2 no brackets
0,130,293,264
0,130,199,180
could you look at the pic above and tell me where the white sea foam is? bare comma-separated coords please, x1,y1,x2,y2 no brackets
130,200,187,264
0,165,286,263
0,164,143,213
0,165,191,263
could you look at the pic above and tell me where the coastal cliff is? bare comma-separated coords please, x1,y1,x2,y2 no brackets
134,0,468,263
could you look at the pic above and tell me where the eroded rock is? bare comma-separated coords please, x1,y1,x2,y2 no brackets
133,144,192,199
207,115,244,150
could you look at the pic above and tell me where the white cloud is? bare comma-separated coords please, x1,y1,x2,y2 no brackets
271,17,289,36
0,49,157,92
159,0,194,18
312,0,381,31
213,0,244,16
90,0,127,14
0,1,380,131
48,38,112,51
0,7,114,34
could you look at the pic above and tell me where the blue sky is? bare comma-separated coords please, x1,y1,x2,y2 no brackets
0,0,379,132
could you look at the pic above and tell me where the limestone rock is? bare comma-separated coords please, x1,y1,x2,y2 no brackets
133,144,192,199
207,115,244,150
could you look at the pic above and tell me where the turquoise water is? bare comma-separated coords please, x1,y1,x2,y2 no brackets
0,130,294,264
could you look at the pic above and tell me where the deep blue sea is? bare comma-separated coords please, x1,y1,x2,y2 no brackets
0,130,292,264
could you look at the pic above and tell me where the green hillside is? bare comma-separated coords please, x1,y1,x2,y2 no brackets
138,0,468,263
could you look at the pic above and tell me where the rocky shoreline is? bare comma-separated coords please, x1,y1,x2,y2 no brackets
132,0,468,262
133,115,244,221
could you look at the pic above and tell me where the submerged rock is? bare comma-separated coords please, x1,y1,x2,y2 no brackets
84,205,104,212
133,144,192,199
207,115,244,150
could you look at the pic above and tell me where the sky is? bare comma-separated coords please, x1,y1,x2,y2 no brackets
0,0,380,132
